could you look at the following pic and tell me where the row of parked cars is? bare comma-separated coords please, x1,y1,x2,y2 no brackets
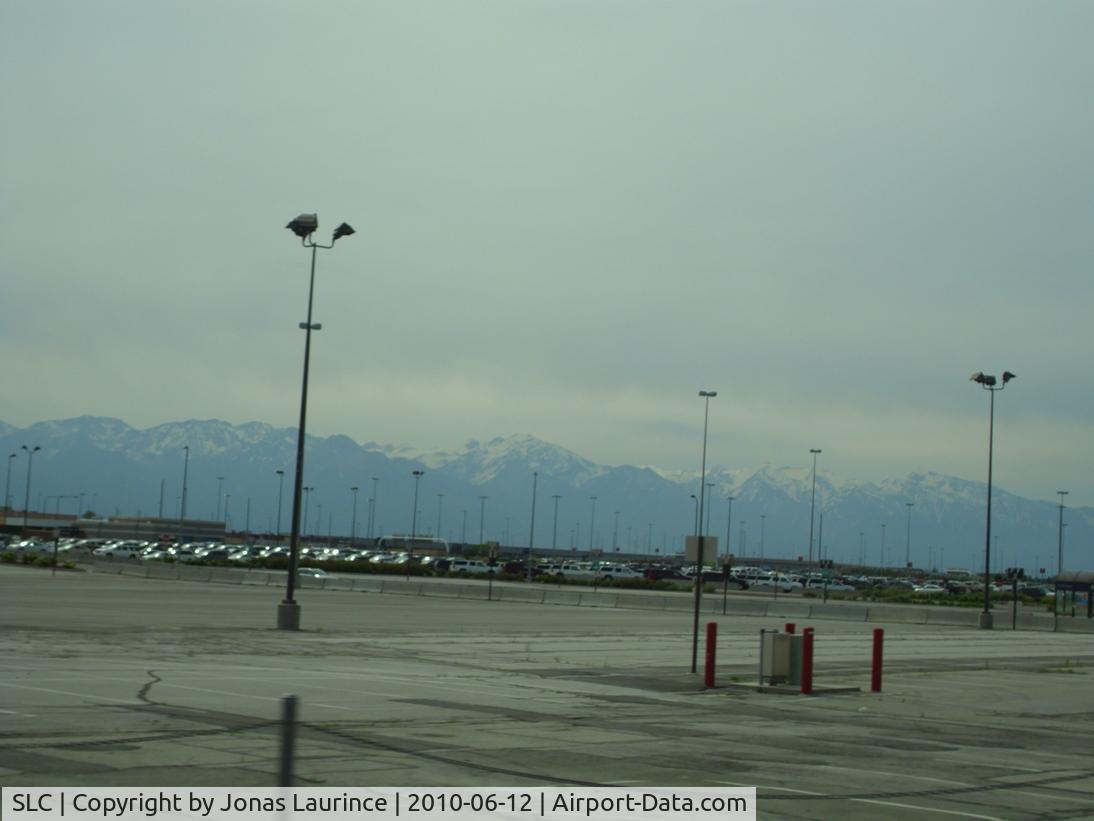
4,538,1056,600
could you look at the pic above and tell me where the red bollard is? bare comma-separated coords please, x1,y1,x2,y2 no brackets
801,628,814,695
704,622,717,688
871,628,884,692
784,622,796,634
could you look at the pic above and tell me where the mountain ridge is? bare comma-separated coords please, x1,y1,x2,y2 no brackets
1,415,1088,572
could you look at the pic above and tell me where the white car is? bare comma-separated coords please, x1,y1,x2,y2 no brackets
14,539,53,555
93,541,147,558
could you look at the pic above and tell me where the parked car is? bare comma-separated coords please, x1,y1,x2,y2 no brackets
543,562,600,579
14,539,54,555
752,574,803,592
93,541,146,558
199,547,234,561
913,583,948,595
448,558,491,575
139,549,171,561
805,578,855,593
1017,585,1051,599
642,565,689,581
297,567,329,578
594,563,645,581
501,560,543,576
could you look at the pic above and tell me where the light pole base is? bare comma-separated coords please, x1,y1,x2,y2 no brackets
277,601,301,630
977,611,993,630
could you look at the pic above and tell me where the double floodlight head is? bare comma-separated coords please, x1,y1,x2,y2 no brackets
970,370,1016,389
970,371,996,387
699,390,717,398
286,214,356,244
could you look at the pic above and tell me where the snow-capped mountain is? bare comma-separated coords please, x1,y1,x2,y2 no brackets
1,416,1088,573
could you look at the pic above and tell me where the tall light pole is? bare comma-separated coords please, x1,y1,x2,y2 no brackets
158,479,165,519
612,510,620,551
461,509,467,543
19,445,40,532
410,470,424,539
479,496,488,544
1056,491,1068,579
177,445,189,545
880,523,887,569
970,370,1015,629
275,470,285,540
369,477,379,539
725,496,735,562
216,476,224,522
350,486,359,543
589,496,598,551
303,487,313,538
808,448,822,564
279,214,355,630
527,472,538,581
4,452,16,513
690,495,699,535
1054,490,1068,632
691,389,716,674
436,493,444,539
759,513,766,559
905,502,914,569
407,470,424,579
551,495,562,550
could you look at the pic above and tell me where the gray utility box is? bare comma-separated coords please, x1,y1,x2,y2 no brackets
761,632,804,685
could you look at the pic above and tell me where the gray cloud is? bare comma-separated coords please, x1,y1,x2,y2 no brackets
2,0,1092,507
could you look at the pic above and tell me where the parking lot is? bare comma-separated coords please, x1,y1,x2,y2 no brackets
2,565,1093,820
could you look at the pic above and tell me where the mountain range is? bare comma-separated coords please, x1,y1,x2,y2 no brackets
1,416,1089,574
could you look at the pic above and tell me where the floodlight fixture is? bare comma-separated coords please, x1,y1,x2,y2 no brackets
332,222,355,242
1002,371,1016,384
286,213,318,239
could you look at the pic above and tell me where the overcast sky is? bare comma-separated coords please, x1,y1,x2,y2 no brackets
2,1,1092,506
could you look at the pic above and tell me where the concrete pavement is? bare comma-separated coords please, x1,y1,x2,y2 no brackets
2,565,1093,820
